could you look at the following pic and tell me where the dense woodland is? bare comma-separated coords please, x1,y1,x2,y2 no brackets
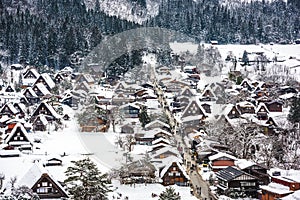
0,0,299,72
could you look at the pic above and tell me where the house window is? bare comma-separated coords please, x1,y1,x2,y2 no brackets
42,182,48,187
37,187,47,193
240,182,256,187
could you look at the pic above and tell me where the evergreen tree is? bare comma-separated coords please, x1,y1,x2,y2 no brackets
288,97,300,124
242,50,249,66
159,187,181,200
64,157,111,200
138,107,151,128
0,63,3,74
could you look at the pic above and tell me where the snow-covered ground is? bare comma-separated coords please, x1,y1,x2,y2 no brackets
108,180,198,200
170,42,300,82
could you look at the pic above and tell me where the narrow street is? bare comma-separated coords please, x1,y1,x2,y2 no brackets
148,57,216,200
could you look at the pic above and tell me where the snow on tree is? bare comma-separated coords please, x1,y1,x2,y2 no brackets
139,107,151,128
205,119,264,159
124,135,135,152
64,157,112,200
288,96,300,124
11,185,40,200
159,187,181,200
241,50,249,66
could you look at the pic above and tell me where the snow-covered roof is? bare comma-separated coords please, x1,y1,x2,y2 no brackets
17,163,68,196
1,103,18,114
34,82,51,96
235,159,255,170
23,87,38,97
255,102,269,113
237,101,255,108
36,73,56,89
282,190,300,200
145,119,170,129
23,68,40,79
32,101,61,119
0,149,21,157
5,123,29,144
269,168,300,183
35,114,49,126
142,128,172,139
152,138,171,145
209,152,237,161
260,182,292,195
159,160,189,180
151,146,181,158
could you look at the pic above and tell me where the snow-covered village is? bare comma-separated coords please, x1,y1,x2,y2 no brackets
0,0,300,200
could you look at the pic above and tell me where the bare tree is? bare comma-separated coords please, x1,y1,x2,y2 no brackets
125,135,135,152
205,119,264,159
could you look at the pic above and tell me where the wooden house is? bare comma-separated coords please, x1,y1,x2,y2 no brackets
76,74,94,85
31,102,61,122
270,172,300,191
32,115,48,131
23,87,40,105
200,88,216,101
237,101,256,114
265,100,283,112
263,117,279,135
225,104,241,119
34,73,55,92
53,73,64,84
240,79,253,91
23,68,40,79
181,100,206,134
144,120,170,131
209,152,237,172
4,85,15,93
216,166,259,198
111,93,135,106
176,96,190,110
180,86,195,97
181,100,206,119
120,160,156,184
74,81,90,93
44,157,63,166
151,147,181,160
18,164,69,199
151,143,171,152
120,123,134,134
164,79,189,93
160,160,189,186
32,83,51,97
0,149,21,157
135,128,172,145
235,159,269,185
4,123,32,148
256,103,269,120
13,103,26,118
260,182,294,200
22,68,40,88
0,103,18,117
201,103,212,114
119,103,140,118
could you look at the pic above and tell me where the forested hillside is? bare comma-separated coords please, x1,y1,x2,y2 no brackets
0,0,299,72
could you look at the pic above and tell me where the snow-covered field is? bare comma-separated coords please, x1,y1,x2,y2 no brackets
170,42,300,82
170,42,300,60
108,180,197,200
